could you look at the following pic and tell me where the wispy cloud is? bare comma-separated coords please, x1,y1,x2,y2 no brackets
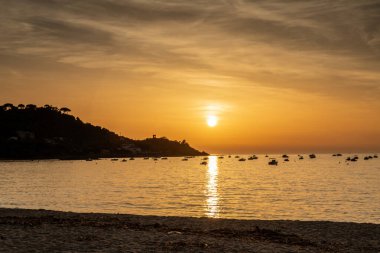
0,0,379,98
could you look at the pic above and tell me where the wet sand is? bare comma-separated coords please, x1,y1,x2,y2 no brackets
0,208,379,252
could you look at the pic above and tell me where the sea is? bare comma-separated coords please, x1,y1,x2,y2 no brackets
0,154,379,223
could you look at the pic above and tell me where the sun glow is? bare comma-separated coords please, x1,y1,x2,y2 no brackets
207,115,218,127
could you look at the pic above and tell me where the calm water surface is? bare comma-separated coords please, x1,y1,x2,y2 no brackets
0,155,379,223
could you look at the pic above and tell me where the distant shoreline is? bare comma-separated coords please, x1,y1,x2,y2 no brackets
0,152,208,161
0,154,207,161
0,208,379,252
0,152,378,161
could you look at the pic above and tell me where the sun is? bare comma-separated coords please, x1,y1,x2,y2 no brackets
207,115,218,127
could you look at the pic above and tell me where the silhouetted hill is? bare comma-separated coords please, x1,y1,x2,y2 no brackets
0,103,208,159
134,137,206,157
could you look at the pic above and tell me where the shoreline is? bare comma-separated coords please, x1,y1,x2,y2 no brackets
0,154,207,161
0,153,378,161
1,208,379,252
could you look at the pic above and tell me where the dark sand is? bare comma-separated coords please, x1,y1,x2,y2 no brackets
0,208,379,252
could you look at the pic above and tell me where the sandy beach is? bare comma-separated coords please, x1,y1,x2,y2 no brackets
0,208,379,252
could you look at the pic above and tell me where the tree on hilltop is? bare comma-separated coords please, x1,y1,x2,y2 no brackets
60,107,71,114
2,103,14,111
26,104,37,110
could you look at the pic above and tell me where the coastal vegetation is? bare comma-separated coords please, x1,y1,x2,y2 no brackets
0,103,207,159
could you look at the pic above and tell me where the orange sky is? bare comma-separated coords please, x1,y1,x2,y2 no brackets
1,1,380,153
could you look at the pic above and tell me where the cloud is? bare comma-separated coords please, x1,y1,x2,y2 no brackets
25,16,114,44
0,0,379,99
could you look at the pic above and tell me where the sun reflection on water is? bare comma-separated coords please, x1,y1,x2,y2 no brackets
205,156,219,217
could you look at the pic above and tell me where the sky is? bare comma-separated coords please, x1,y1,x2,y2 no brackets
1,0,380,154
